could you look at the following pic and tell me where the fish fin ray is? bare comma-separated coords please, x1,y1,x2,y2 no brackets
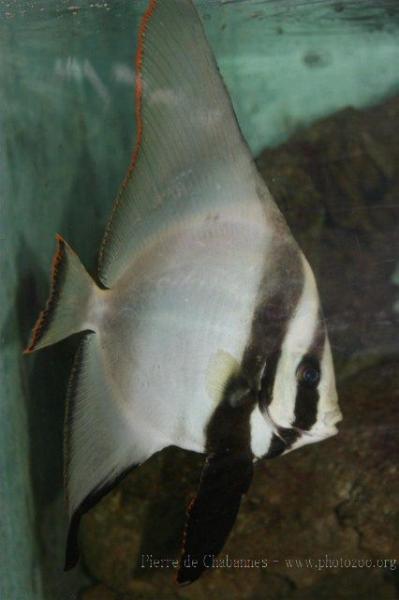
64,333,165,569
98,0,257,286
177,450,253,585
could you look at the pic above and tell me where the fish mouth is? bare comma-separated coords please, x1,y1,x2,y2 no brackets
307,409,342,439
322,408,343,428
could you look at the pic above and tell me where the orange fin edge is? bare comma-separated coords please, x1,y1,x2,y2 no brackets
98,0,158,272
23,234,67,354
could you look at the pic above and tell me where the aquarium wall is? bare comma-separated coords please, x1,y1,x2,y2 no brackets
1,1,399,599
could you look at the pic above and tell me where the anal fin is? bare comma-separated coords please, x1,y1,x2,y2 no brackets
64,333,165,570
65,463,138,570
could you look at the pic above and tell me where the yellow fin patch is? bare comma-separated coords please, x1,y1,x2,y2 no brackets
206,350,240,404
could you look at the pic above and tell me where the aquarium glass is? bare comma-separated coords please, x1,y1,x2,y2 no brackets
1,1,398,598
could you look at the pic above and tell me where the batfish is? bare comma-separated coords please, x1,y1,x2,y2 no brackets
25,0,342,585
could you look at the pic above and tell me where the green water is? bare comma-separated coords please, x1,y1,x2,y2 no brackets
1,1,399,598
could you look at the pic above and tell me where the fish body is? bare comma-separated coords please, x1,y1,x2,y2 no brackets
25,0,341,585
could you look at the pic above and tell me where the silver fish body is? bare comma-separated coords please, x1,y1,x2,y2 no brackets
26,0,341,585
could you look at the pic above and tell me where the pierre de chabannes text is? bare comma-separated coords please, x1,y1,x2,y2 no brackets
141,554,397,571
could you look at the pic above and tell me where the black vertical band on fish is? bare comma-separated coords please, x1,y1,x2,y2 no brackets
242,243,305,390
259,350,281,407
293,318,326,432
242,242,305,460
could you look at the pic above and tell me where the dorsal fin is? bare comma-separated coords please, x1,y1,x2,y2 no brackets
97,0,262,287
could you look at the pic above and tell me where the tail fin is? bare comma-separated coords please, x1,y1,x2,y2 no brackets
24,235,99,353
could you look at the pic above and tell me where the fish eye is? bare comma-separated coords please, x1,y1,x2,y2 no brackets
296,362,320,388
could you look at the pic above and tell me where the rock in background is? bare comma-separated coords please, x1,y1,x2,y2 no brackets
80,96,399,600
258,95,399,373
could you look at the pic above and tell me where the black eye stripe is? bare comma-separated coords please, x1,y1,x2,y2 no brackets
293,324,326,431
293,381,320,431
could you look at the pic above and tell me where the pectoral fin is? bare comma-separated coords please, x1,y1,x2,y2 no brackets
177,450,253,585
